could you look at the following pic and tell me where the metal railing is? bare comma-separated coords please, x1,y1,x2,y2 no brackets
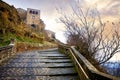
58,44,120,80
0,45,14,64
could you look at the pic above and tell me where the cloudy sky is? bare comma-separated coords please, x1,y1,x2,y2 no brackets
3,0,120,43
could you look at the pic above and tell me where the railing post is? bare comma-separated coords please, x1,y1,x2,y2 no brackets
0,45,15,65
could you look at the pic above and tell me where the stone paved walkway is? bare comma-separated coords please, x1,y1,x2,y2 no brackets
0,49,78,80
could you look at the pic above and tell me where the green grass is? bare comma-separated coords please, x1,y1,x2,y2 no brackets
0,32,43,47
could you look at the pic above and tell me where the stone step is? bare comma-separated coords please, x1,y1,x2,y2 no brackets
12,57,69,59
38,53,67,57
38,48,58,52
13,56,68,58
38,51,60,54
0,67,77,76
0,75,79,80
0,49,79,80
1,62,74,68
14,54,67,57
9,59,72,63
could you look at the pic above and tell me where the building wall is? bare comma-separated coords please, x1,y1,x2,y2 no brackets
26,8,40,25
44,30,55,41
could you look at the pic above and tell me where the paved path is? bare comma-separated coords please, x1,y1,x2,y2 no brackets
0,49,78,80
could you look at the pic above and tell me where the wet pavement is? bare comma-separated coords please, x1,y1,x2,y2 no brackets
0,49,78,80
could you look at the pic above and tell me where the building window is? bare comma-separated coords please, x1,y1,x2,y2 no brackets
32,16,35,19
36,11,38,14
29,10,38,15
29,10,32,13
33,11,35,14
31,24,36,28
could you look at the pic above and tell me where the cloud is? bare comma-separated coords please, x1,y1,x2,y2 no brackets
92,0,120,16
3,0,120,32
76,0,120,16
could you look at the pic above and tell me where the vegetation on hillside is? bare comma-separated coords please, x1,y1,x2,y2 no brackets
0,1,44,46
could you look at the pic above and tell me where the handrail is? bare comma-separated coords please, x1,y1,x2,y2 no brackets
69,48,90,80
71,46,120,80
58,44,120,80
0,45,14,64
58,44,89,80
0,45,13,51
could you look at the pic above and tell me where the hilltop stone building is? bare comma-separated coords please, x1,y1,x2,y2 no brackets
26,8,40,25
24,8,55,40
26,8,45,32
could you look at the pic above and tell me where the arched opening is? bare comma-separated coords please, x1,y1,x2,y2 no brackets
31,24,36,28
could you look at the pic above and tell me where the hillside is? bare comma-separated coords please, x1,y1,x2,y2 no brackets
0,1,21,34
0,1,44,46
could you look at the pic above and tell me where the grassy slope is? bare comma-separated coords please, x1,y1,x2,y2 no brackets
0,1,44,46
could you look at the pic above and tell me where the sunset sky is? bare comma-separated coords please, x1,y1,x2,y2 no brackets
2,0,120,43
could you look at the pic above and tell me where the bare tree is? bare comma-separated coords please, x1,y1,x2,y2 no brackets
57,0,120,64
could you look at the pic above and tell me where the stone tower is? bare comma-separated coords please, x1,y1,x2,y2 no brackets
26,8,40,27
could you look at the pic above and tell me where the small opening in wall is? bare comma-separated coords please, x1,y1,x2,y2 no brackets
29,10,32,13
33,11,35,14
32,16,35,19
31,24,36,28
36,11,38,14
